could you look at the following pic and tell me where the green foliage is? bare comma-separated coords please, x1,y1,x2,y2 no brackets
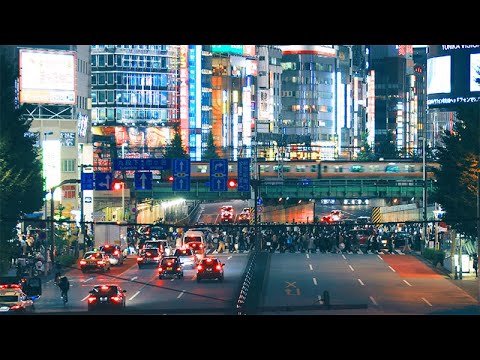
202,130,219,160
163,123,188,159
55,253,77,268
422,248,445,266
432,103,479,238
375,130,398,159
356,131,376,161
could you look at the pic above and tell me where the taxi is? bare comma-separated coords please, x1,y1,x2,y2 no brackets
0,288,35,313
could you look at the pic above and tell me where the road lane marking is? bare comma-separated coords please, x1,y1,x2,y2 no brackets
129,291,140,301
171,278,175,282
349,265,354,272
357,278,365,286
227,256,232,260
130,276,138,281
369,296,378,306
342,254,346,260
177,290,185,299
403,280,412,286
312,278,317,286
83,277,93,283
309,264,313,270
421,297,432,307
306,254,310,259
388,266,396,272
377,255,383,260
81,295,89,301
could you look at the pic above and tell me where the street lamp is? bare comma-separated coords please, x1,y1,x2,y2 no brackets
421,137,427,250
42,131,53,223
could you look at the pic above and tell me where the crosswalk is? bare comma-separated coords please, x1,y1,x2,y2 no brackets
205,248,408,255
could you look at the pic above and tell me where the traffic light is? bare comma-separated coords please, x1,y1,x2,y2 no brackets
168,175,174,182
112,180,123,191
228,179,237,189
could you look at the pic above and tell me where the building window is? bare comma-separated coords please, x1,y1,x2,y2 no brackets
62,159,76,172
62,185,76,199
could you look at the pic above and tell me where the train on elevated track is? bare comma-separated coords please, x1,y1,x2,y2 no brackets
187,159,439,183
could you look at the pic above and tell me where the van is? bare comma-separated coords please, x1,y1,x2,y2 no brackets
182,230,206,261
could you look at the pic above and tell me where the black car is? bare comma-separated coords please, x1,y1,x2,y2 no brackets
87,284,127,312
393,231,412,248
137,248,162,268
158,256,184,279
196,257,224,282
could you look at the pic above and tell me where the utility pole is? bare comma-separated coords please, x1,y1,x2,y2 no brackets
422,137,427,250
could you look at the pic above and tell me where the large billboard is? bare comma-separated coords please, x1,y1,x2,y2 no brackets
212,45,243,55
19,48,76,105
427,45,480,108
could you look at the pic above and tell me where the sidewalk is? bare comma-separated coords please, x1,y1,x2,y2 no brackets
411,251,479,302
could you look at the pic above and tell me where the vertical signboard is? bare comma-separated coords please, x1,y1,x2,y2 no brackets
237,158,250,192
209,159,228,192
179,45,189,152
172,158,191,192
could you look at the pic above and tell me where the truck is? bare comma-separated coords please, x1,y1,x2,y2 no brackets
93,223,128,250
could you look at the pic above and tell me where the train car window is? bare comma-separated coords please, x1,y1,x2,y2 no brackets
385,165,400,173
323,165,328,173
310,165,317,172
334,166,343,173
196,165,208,174
350,165,364,172
406,165,416,173
369,165,380,172
296,165,306,173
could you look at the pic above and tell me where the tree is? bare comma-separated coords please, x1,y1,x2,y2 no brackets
202,130,219,160
356,131,376,161
432,103,479,238
163,122,188,159
0,52,44,273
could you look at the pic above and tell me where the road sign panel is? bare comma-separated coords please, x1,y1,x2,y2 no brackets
172,158,190,192
210,159,228,192
257,197,263,206
238,158,251,192
81,172,94,190
113,158,170,171
135,171,152,190
95,172,113,191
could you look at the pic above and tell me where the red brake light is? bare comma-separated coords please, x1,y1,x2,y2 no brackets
10,305,21,310
158,267,163,272
111,296,121,303
101,285,109,290
197,264,203,271
114,250,119,255
87,296,97,303
97,260,104,265
206,258,212,262
104,245,110,248
177,267,181,271
153,256,160,261
80,260,87,265
215,264,222,270
146,252,152,256
137,257,144,261
167,262,172,266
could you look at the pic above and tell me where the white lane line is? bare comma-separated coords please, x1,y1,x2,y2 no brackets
227,256,232,260
348,265,354,272
171,278,175,282
421,297,432,307
129,291,141,301
357,278,365,286
130,276,138,281
309,264,313,271
403,280,412,286
369,296,378,306
342,254,346,260
312,277,317,286
377,255,383,261
81,295,90,302
388,266,396,272
83,277,93,283
177,290,185,299
306,254,310,259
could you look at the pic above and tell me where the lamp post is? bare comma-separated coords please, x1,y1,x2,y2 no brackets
42,131,53,270
422,137,427,250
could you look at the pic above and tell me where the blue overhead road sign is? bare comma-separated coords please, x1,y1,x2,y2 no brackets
95,172,113,191
237,158,250,192
113,158,170,171
172,158,190,192
210,159,228,192
135,171,152,190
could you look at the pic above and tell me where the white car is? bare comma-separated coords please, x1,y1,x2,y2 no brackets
173,248,197,269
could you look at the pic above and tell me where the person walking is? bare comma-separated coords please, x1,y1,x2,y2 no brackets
473,253,478,277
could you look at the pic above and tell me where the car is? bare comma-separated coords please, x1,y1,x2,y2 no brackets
99,244,124,266
143,240,166,257
221,205,234,213
79,251,111,273
157,239,173,256
237,209,252,224
0,288,35,313
196,257,225,283
173,248,197,269
0,276,27,291
137,248,162,268
393,231,412,248
158,256,184,279
220,211,234,223
87,284,127,312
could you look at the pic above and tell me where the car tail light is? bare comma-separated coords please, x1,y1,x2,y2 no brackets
80,260,87,265
87,296,97,304
10,305,21,310
158,267,163,272
153,256,160,261
137,257,144,261
190,256,195,262
199,244,203,249
146,252,152,256
206,258,212,262
177,267,181,271
167,262,172,266
114,250,119,256
111,296,121,303
97,261,104,265
197,264,203,271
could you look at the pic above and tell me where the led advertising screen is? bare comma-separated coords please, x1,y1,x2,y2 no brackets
427,45,480,108
19,49,76,105
212,45,244,55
